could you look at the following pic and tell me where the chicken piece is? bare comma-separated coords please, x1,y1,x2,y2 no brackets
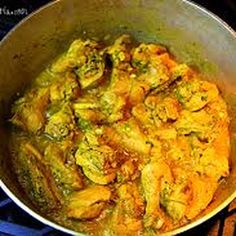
132,43,174,91
160,180,189,221
109,66,133,97
170,63,193,81
174,79,219,111
117,160,140,183
113,118,151,155
206,96,229,122
157,53,178,70
194,145,229,180
51,39,105,89
131,103,155,129
73,98,105,125
49,72,80,102
67,186,111,220
105,35,134,98
128,79,150,106
110,183,144,235
155,128,177,140
75,133,116,185
11,88,49,134
174,109,214,139
34,69,56,87
167,136,191,162
44,144,83,195
100,91,126,123
106,34,132,66
141,161,173,228
185,175,218,220
153,97,180,122
14,142,61,211
50,53,76,74
45,104,76,140
132,43,167,68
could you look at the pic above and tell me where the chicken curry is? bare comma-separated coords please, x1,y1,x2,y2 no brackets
10,35,230,235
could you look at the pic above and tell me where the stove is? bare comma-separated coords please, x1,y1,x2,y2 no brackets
0,1,235,236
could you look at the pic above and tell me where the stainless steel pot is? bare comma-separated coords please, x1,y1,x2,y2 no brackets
0,0,236,235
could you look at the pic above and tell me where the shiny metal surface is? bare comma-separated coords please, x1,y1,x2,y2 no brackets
0,0,236,235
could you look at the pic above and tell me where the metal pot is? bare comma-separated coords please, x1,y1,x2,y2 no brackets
0,0,236,235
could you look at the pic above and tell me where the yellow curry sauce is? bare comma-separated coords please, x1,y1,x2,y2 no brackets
10,35,230,235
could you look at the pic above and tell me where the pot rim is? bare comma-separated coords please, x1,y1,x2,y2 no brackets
0,0,236,235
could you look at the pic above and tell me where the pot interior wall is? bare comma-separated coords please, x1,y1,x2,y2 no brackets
0,0,236,234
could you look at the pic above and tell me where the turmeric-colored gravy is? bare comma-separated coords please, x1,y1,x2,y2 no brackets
10,35,230,235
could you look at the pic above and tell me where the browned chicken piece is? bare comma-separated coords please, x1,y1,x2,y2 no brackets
13,142,61,211
194,145,229,180
145,95,180,122
44,144,83,195
100,35,134,121
106,34,132,66
45,104,76,140
73,97,105,125
51,39,105,89
11,88,49,134
174,109,214,139
110,183,144,235
141,161,173,229
185,174,218,220
107,39,133,96
154,97,180,122
132,43,172,91
170,63,193,82
117,160,140,183
132,103,155,129
49,72,80,102
113,118,151,155
128,79,150,106
67,186,111,220
174,79,219,111
75,132,117,185
100,90,126,123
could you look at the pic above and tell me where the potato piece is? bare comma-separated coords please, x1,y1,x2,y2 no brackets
128,80,150,106
67,186,111,220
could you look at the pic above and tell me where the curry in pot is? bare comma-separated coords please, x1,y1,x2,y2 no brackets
9,35,230,235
